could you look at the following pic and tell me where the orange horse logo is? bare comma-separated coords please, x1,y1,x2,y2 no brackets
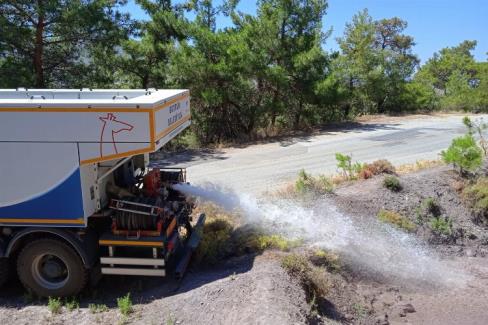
99,113,134,157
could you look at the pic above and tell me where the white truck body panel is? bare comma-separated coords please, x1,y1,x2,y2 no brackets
0,89,190,227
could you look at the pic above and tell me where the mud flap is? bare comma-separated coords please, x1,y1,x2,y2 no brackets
175,213,206,279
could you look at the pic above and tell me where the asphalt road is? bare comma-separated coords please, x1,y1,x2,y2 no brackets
159,114,488,194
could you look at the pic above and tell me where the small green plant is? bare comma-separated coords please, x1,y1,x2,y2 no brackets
295,170,334,194
377,209,416,232
415,197,442,224
89,303,109,313
65,297,79,311
335,153,363,179
429,217,453,236
382,175,402,191
441,134,483,175
117,293,133,316
48,296,62,314
295,169,312,193
421,197,441,217
423,197,441,217
309,293,318,316
316,175,334,193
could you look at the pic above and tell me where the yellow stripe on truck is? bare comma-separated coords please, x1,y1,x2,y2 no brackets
99,240,163,247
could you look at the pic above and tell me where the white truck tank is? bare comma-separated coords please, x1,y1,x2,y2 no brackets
0,89,190,227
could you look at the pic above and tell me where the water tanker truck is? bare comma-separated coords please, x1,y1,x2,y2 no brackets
0,88,205,297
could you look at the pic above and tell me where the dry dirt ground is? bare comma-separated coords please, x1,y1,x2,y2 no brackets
0,252,309,325
0,166,487,325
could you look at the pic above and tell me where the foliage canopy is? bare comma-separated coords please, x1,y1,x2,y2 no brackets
1,1,487,144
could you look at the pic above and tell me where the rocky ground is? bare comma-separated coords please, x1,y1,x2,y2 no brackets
0,165,487,324
327,165,488,325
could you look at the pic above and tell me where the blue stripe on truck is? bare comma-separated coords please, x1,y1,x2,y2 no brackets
0,168,84,221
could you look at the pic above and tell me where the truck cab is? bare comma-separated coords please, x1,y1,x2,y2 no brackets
0,89,204,297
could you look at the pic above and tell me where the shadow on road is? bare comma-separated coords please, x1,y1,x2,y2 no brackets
224,121,402,149
276,122,402,147
148,121,403,167
150,148,228,167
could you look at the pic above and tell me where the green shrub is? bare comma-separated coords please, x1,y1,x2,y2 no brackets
441,134,483,175
429,217,453,236
48,297,62,314
88,303,109,313
117,293,133,316
463,177,488,221
383,175,402,191
233,226,303,254
377,209,416,232
194,218,234,265
253,234,301,251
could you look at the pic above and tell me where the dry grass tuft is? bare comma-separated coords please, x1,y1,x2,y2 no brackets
360,159,396,179
295,169,334,195
309,249,341,272
463,177,488,223
396,159,443,174
281,254,330,300
377,209,416,232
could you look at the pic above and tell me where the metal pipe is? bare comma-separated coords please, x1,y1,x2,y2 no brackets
97,156,132,183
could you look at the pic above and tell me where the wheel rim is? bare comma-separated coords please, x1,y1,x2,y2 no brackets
31,254,69,290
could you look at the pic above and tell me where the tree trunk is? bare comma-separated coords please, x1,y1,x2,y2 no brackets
34,1,45,88
142,74,149,89
271,89,279,128
293,101,302,129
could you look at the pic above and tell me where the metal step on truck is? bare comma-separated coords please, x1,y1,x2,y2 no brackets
0,88,205,297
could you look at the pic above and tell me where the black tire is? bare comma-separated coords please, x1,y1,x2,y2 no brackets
17,238,87,297
0,258,10,287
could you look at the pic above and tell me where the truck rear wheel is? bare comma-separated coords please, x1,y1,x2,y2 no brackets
0,258,10,287
17,238,87,297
